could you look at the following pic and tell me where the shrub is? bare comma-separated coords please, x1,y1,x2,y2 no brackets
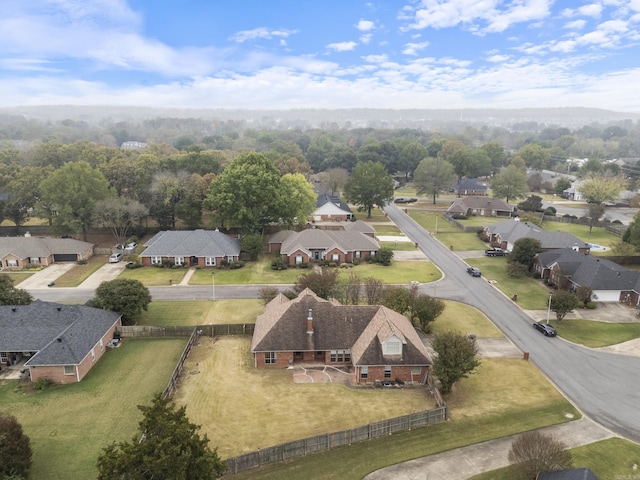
452,213,468,220
221,259,229,267
340,262,354,268
353,259,361,266
271,256,287,270
328,261,338,267
544,207,556,216
364,254,374,263
318,259,330,267
507,262,529,278
585,301,597,309
125,262,143,269
34,378,52,391
76,259,88,265
161,259,173,268
229,261,244,269
297,262,310,268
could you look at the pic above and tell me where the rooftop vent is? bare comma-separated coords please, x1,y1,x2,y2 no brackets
57,306,61,311
57,338,62,342
11,307,16,312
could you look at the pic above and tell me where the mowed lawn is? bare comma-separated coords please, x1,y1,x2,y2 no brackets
174,336,436,459
52,254,109,287
433,300,504,338
137,300,263,326
0,338,187,479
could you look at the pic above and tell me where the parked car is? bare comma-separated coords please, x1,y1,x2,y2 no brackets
485,248,507,257
124,242,138,253
109,253,123,263
467,267,482,277
533,322,557,337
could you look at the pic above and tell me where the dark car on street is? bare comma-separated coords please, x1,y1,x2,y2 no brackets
533,321,557,337
466,267,482,277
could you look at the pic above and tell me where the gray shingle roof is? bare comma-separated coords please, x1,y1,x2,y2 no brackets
451,178,488,191
536,248,639,291
316,193,352,213
487,220,589,250
0,237,93,259
140,230,240,258
344,220,376,234
278,229,379,255
251,289,431,367
0,300,121,366
447,196,513,214
537,468,600,480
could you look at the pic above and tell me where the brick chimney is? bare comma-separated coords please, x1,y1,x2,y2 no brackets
306,309,313,335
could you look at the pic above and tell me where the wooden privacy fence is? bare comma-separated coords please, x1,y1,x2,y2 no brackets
225,406,448,474
119,324,255,338
162,327,199,399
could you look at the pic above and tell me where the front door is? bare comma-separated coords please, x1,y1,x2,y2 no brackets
190,256,198,266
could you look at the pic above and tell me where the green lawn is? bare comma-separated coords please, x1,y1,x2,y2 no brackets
469,437,640,480
542,220,619,251
353,208,391,222
52,255,109,287
549,319,640,347
0,338,187,480
189,258,303,285
408,210,460,234
381,240,418,251
433,301,504,338
349,261,441,283
2,271,35,285
374,224,403,235
137,300,263,326
118,265,189,286
466,257,552,310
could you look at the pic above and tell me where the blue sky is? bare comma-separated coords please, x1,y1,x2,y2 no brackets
1,0,639,111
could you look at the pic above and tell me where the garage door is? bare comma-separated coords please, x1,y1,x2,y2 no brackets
53,254,78,262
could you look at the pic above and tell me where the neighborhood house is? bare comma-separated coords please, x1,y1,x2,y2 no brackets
482,219,590,253
447,196,513,217
0,300,122,383
251,289,432,385
139,229,241,267
312,193,353,222
0,236,94,269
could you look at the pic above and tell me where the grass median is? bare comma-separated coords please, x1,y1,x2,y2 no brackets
51,255,109,287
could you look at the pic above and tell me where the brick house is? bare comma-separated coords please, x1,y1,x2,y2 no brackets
139,229,240,267
0,301,121,384
0,236,94,269
533,248,640,303
312,193,353,222
269,228,379,265
450,178,488,196
447,196,513,217
251,289,432,385
482,219,590,253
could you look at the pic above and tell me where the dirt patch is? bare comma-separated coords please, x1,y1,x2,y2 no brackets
291,366,354,384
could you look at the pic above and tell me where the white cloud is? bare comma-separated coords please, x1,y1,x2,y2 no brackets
229,27,297,43
360,34,373,44
355,19,375,31
402,41,429,56
362,54,389,63
564,19,587,30
326,41,358,52
486,54,510,62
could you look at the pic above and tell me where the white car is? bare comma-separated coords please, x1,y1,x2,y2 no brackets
109,253,123,263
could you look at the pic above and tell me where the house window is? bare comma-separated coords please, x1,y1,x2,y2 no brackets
355,251,361,259
6,259,17,267
30,257,40,264
227,256,234,263
205,257,216,266
151,256,162,265
384,366,392,379
91,349,95,361
330,350,351,363
332,253,339,262
264,352,277,364
1,352,8,364
174,256,184,266
99,339,104,351
330,350,337,362
63,365,75,375
411,366,422,375
360,366,368,379
383,339,401,355
295,255,303,265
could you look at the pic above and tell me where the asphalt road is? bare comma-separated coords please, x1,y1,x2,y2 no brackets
384,203,640,443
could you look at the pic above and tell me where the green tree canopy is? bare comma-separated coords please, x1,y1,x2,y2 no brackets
413,157,456,204
550,290,580,321
491,165,528,203
510,237,543,268
0,275,33,306
294,269,340,300
343,161,394,218
432,331,480,394
278,173,317,228
578,172,627,204
516,143,550,170
0,412,32,480
97,393,226,480
37,161,111,241
89,279,151,325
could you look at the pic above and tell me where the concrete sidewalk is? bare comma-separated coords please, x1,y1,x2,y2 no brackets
364,417,615,480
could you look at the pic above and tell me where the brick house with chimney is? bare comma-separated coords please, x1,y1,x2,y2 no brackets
251,289,432,385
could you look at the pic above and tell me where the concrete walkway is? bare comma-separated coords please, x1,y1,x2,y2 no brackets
364,417,616,480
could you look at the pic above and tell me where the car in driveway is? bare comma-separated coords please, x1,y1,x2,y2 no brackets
109,253,123,263
533,321,557,337
485,248,507,257
467,267,482,277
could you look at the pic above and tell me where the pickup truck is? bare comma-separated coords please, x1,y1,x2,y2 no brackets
485,248,507,257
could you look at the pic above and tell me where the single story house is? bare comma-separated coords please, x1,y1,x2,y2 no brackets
450,178,488,196
533,248,640,303
312,193,353,222
447,196,513,217
344,219,376,237
482,219,590,254
139,229,240,267
269,228,380,265
563,180,583,201
0,236,94,269
0,300,122,383
251,289,432,385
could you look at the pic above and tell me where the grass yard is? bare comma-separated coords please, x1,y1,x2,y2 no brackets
456,216,506,228
548,319,640,347
408,210,460,234
351,260,441,283
221,356,579,480
174,336,436,459
52,255,109,287
469,437,640,480
118,264,189,286
433,300,504,338
189,257,303,285
435,231,488,251
137,300,263,326
353,208,391,223
374,224,403,235
466,257,552,310
2,271,35,285
0,338,187,480
381,240,419,251
541,220,619,251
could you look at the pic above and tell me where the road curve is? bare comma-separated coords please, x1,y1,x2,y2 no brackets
384,203,640,443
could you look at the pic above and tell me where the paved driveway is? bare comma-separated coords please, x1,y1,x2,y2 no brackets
16,263,76,289
77,261,127,288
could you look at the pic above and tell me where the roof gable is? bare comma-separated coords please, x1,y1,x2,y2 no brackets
279,229,379,256
487,220,588,250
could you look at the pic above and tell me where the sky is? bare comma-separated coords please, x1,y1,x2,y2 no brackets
1,0,640,112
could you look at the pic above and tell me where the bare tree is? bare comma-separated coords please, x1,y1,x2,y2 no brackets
258,286,280,306
363,277,384,305
508,431,572,480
